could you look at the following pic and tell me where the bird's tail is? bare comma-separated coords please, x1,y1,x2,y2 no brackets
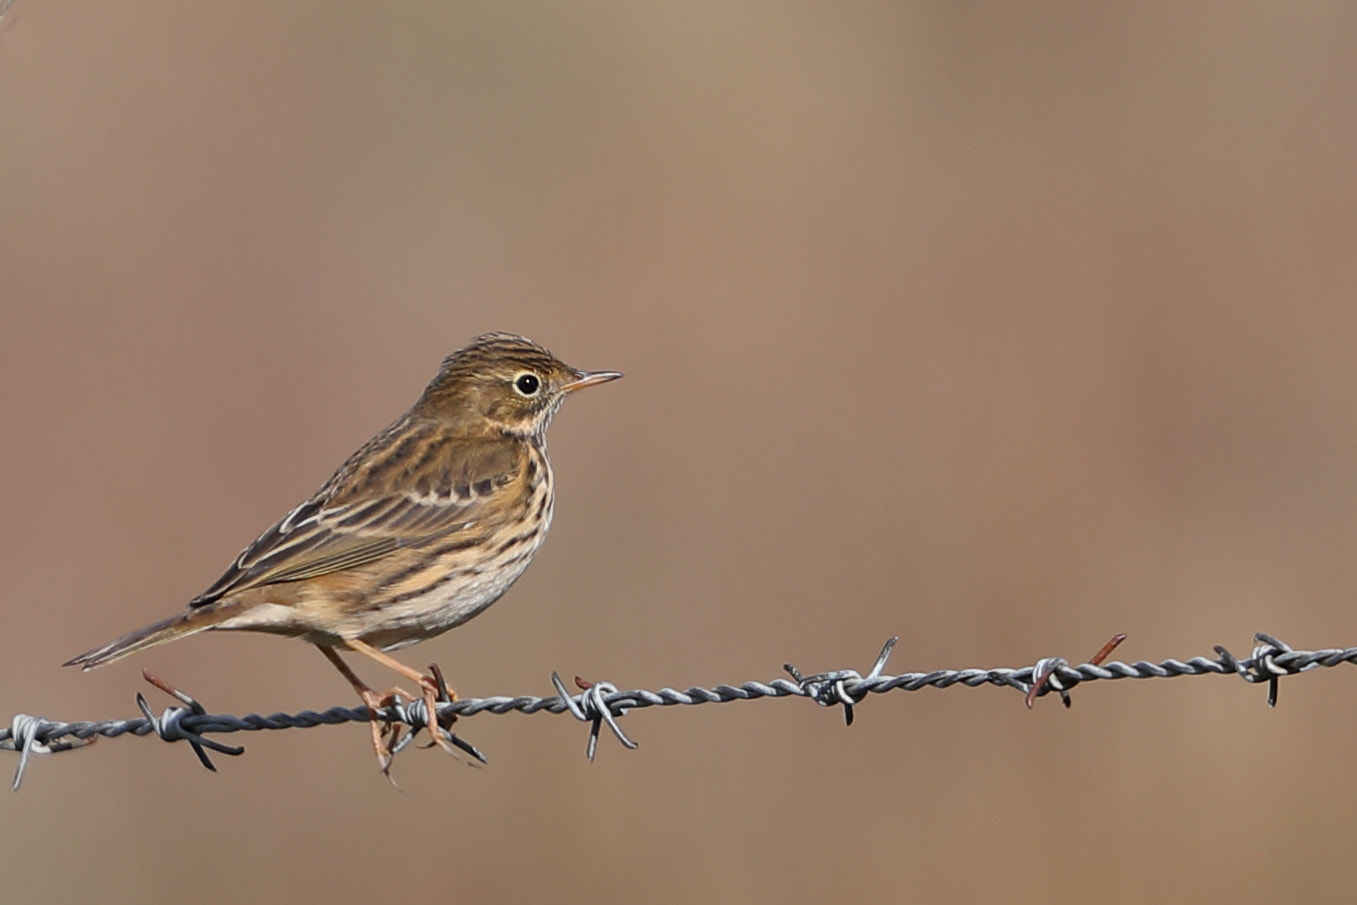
62,606,235,670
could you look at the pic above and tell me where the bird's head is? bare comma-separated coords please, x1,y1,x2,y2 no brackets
417,333,621,437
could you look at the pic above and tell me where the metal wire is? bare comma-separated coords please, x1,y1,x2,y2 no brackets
3,632,1352,789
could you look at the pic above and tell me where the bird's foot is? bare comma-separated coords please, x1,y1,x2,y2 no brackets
416,663,461,756
358,685,416,776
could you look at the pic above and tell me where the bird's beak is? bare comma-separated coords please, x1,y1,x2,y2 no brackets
564,370,624,393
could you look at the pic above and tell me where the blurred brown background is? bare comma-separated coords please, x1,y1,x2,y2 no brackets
3,3,1357,902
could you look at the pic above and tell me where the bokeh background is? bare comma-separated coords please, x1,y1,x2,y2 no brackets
3,3,1357,902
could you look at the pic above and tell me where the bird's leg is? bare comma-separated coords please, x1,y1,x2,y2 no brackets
340,639,460,756
318,645,412,774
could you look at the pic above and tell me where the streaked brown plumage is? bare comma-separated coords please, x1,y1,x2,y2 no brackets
64,333,621,770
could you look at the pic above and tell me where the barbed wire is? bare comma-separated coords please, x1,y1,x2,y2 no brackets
3,632,1353,789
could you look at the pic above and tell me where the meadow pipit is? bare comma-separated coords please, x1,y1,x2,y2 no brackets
65,333,621,769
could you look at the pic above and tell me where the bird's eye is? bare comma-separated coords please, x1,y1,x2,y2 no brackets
514,373,541,396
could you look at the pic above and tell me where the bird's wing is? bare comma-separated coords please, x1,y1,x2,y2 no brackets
188,432,523,606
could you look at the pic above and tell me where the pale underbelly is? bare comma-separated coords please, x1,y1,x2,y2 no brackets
213,535,545,650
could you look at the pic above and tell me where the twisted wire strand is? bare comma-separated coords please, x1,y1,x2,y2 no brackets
3,633,1353,788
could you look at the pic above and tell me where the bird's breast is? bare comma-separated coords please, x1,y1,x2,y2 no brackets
348,449,555,650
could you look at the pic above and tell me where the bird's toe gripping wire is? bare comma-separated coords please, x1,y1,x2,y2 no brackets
407,663,486,765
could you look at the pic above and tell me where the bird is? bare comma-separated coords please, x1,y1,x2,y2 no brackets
64,332,621,770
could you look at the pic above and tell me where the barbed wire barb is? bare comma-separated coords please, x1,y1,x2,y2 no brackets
784,635,899,726
5,632,1357,789
137,670,243,772
552,672,637,761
